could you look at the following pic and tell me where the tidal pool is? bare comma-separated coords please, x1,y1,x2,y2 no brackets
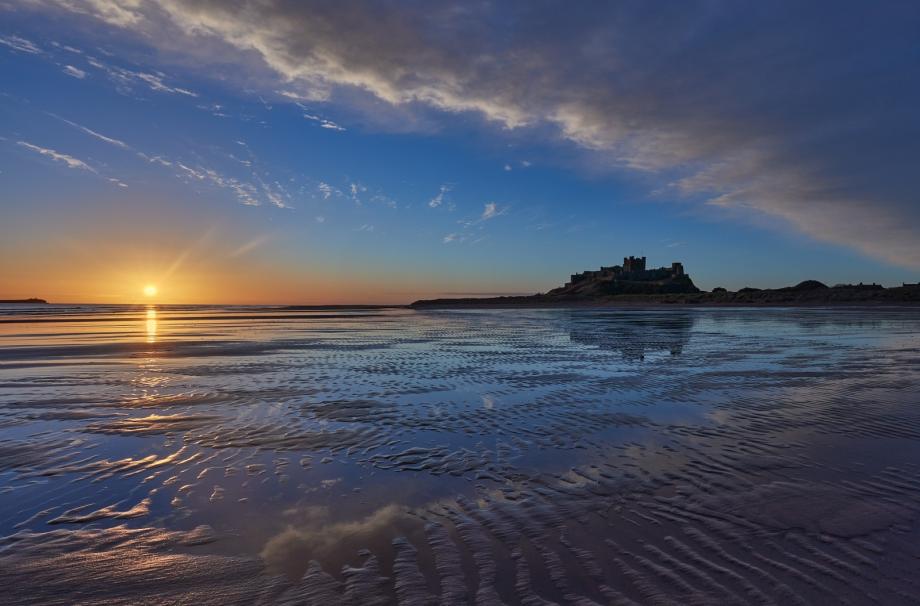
1,304,919,604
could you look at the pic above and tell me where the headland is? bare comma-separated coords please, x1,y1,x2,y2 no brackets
411,256,920,308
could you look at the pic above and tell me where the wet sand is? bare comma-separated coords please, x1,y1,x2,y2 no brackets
1,304,919,604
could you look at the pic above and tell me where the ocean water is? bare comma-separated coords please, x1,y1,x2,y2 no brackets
1,304,920,604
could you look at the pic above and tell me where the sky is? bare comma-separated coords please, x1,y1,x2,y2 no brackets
1,1,918,304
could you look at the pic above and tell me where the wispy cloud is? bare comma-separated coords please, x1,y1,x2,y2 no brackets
50,41,83,54
277,89,329,103
17,141,96,172
62,65,86,79
0,35,41,54
444,201,508,244
428,184,450,208
34,1,918,266
317,182,334,200
50,114,129,149
134,71,197,96
86,56,197,97
349,182,366,203
303,112,345,131
138,153,172,167
175,162,261,206
258,178,292,209
480,202,502,221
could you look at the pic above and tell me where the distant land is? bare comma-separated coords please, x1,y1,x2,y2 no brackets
0,298,47,304
412,256,920,307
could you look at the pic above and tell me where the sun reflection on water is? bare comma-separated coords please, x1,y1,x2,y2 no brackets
146,308,157,343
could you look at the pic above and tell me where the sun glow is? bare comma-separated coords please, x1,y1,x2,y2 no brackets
143,284,158,297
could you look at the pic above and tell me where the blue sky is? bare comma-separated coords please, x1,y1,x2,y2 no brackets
1,2,918,303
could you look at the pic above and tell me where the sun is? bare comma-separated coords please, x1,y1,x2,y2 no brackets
143,284,158,297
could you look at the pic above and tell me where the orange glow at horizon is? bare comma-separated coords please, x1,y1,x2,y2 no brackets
0,221,533,304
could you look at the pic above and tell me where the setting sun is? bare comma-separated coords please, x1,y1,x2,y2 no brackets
143,284,158,297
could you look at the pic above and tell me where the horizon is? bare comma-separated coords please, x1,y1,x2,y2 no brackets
2,2,919,303
5,265,912,307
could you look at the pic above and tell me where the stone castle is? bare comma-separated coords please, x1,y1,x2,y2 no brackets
565,256,686,287
551,256,698,296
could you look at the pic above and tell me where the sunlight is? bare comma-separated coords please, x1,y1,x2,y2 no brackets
145,308,157,343
143,284,158,297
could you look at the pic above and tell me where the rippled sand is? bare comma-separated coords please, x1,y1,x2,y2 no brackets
1,304,919,604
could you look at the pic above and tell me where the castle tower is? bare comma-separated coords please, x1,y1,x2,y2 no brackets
623,256,646,273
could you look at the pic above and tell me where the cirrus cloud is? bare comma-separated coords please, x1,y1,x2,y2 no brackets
24,0,920,267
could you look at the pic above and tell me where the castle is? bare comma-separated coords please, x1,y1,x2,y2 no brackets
565,256,686,287
552,256,698,296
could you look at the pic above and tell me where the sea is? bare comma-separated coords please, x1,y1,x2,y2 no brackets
1,303,919,604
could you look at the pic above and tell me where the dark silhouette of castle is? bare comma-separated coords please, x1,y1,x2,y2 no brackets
566,256,687,287
553,256,698,296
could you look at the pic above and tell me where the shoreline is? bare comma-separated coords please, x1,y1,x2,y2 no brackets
410,292,920,309
410,301,920,309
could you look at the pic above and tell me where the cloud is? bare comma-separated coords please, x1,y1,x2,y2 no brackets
0,35,41,54
27,1,920,266
175,161,261,206
16,135,131,187
50,114,129,149
17,141,96,172
303,112,345,131
52,0,143,27
428,184,450,208
139,153,172,166
278,88,328,102
31,111,289,209
443,201,507,244
317,181,334,199
85,55,197,97
62,65,86,78
133,71,196,96
348,182,366,202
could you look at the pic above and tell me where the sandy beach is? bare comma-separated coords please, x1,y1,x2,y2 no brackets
1,304,919,604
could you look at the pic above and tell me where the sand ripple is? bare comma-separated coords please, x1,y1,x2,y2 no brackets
1,307,919,603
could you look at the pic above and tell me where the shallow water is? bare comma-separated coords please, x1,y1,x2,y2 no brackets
1,304,920,604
